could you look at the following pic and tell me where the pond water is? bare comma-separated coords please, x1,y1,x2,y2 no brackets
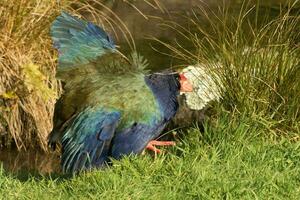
0,1,296,175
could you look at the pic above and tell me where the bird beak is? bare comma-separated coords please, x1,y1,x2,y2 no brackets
179,73,193,92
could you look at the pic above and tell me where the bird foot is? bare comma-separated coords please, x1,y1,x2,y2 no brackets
146,140,176,154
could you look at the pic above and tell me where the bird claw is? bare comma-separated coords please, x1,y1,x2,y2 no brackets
146,140,176,154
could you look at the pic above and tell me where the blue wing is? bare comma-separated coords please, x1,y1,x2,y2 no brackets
61,107,120,173
50,11,115,68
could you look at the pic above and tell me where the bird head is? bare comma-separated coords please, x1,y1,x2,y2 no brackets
179,65,222,110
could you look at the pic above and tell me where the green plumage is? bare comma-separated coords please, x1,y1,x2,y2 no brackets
55,72,161,129
56,52,148,80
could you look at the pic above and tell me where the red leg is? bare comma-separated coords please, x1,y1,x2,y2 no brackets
146,140,176,154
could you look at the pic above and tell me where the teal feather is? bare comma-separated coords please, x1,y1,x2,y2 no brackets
51,11,115,68
51,12,149,80
61,107,120,172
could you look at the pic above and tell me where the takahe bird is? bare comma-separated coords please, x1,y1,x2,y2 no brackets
48,12,193,173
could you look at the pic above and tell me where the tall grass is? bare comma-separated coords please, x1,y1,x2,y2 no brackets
158,0,300,138
0,0,61,150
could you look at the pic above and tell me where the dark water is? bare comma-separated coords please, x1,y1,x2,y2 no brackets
1,1,296,174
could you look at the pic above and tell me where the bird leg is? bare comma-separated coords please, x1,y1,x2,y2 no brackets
146,140,176,154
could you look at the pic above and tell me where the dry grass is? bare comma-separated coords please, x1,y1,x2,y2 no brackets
0,0,62,150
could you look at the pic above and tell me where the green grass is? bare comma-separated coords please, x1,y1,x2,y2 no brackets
1,113,300,199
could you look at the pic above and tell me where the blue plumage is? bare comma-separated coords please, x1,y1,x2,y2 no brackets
144,74,180,120
111,74,180,160
111,123,166,159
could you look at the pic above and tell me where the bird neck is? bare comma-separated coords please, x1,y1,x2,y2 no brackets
144,73,180,120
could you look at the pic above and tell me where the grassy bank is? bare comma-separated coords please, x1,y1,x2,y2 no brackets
1,114,300,199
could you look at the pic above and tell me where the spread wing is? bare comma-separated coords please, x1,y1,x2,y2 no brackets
50,12,148,81
51,11,115,68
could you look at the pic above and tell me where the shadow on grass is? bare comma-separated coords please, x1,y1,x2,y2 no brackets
2,167,73,183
